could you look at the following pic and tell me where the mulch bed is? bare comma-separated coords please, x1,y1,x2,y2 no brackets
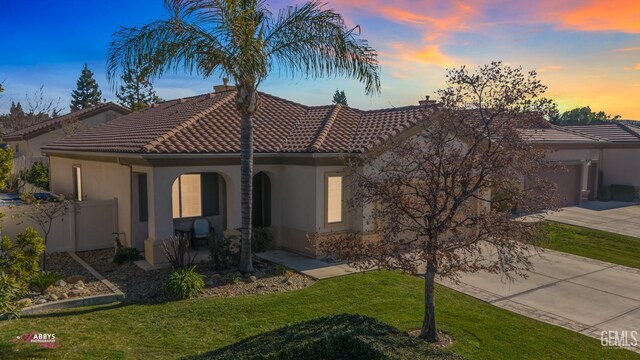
22,252,111,306
77,249,315,303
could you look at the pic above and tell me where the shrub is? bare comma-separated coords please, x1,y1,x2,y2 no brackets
31,271,62,294
224,272,240,285
610,184,636,202
0,272,23,319
598,185,611,201
252,227,273,253
0,146,13,191
162,235,196,270
208,233,239,271
113,247,141,265
0,228,45,293
25,161,50,190
166,266,204,299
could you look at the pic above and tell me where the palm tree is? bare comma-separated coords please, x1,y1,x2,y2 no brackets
107,0,380,273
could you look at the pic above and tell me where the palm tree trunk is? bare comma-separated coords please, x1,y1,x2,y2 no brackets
420,260,438,342
237,84,258,274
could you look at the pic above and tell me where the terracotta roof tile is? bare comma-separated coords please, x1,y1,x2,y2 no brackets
44,90,426,155
3,102,130,141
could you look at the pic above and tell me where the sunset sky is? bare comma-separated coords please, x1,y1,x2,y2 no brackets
1,0,639,118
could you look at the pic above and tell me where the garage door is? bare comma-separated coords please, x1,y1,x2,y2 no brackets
540,165,581,207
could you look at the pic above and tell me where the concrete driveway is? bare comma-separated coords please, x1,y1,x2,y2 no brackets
544,201,640,237
440,248,640,353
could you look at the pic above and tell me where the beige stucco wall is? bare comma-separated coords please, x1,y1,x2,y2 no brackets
601,148,640,187
49,156,131,246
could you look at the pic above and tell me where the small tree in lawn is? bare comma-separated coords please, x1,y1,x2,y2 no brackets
70,63,103,111
316,62,560,343
21,195,75,271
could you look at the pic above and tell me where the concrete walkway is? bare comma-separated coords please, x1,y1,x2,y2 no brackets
257,248,640,353
257,250,363,279
544,201,640,238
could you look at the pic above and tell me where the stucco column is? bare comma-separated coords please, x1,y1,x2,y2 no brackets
580,161,590,204
144,168,175,265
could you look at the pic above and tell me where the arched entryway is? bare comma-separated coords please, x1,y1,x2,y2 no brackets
252,172,271,227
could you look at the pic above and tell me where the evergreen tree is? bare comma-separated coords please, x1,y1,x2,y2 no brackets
70,63,102,111
116,69,162,111
332,89,348,106
0,102,26,131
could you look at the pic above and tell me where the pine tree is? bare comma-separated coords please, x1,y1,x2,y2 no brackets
116,69,162,111
70,63,102,111
332,89,348,106
0,101,27,131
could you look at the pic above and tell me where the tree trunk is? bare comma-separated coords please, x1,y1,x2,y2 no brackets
420,260,438,342
237,84,258,274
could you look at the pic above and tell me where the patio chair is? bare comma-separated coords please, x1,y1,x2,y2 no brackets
192,218,214,248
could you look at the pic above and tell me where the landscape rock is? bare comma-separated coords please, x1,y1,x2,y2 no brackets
65,275,86,284
243,273,252,278
210,273,222,281
54,279,67,287
60,293,69,300
49,294,59,301
248,276,257,283
35,298,47,305
73,281,85,289
235,271,242,277
18,298,32,307
286,280,293,286
69,289,91,298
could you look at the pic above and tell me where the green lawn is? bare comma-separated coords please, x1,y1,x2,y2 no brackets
542,222,640,269
1,271,637,359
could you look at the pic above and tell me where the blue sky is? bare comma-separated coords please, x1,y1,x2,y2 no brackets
2,0,640,118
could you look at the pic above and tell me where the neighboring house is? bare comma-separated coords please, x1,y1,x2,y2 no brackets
523,123,640,206
40,88,640,266
3,102,130,171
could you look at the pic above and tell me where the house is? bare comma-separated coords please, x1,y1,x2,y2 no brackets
41,88,640,266
522,123,640,206
3,102,129,171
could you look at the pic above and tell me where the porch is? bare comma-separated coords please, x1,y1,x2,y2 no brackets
131,165,273,266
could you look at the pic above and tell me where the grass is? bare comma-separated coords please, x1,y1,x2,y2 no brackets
542,221,640,269
193,314,460,359
0,271,637,359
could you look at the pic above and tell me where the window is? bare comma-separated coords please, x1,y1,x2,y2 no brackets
172,173,220,219
72,166,82,201
172,174,202,218
138,174,148,222
326,174,343,224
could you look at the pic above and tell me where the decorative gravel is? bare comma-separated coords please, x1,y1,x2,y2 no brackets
22,252,111,306
77,249,315,303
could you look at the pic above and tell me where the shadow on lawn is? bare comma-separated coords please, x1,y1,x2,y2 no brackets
184,314,461,360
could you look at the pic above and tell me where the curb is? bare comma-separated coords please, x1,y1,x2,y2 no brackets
21,293,125,315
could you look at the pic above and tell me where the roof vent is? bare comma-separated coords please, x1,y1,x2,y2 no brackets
176,98,184,104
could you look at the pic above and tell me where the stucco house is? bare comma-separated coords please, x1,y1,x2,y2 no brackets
3,102,129,171
41,88,640,266
523,123,640,206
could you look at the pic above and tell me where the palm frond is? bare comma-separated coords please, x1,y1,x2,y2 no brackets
264,1,380,95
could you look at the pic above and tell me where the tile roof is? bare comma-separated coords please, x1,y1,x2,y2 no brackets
43,90,424,154
3,102,130,141
561,123,640,143
519,125,604,143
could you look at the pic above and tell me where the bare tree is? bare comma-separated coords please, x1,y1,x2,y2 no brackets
21,195,76,270
315,62,560,343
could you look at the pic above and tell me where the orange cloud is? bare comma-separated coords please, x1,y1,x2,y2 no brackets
614,47,640,52
553,0,640,33
389,44,459,68
634,64,640,70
